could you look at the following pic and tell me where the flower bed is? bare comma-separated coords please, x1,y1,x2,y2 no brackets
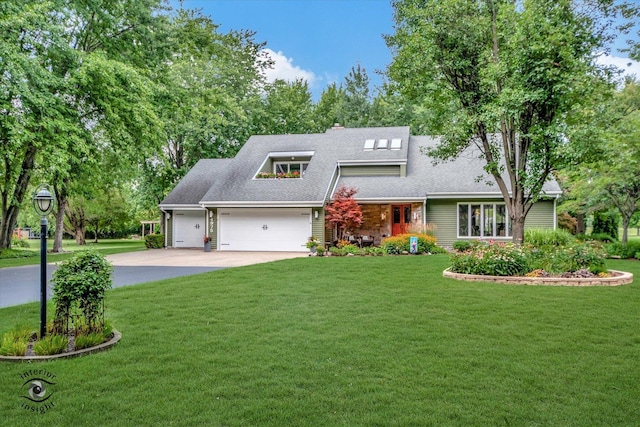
443,269,633,286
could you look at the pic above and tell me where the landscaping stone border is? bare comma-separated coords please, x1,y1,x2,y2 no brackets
443,269,633,286
0,329,121,362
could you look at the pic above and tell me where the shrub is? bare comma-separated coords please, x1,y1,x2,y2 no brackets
381,233,441,254
592,211,619,240
329,246,345,256
363,246,385,256
527,242,607,275
341,244,361,255
11,238,30,248
145,234,165,249
557,212,578,234
525,228,574,247
33,334,68,356
452,241,472,252
589,232,616,243
449,241,529,276
51,249,113,335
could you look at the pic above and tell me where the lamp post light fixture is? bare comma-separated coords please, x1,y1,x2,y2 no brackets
33,184,55,338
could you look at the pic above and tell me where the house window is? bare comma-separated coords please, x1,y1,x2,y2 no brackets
274,162,309,176
458,203,510,238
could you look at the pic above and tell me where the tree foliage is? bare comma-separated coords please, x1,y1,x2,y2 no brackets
325,186,363,241
560,78,640,243
386,0,635,243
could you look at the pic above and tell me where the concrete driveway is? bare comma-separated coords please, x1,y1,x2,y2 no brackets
0,250,307,308
105,249,307,267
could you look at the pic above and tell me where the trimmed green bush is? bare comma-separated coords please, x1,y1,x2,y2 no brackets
452,241,472,252
145,233,165,249
51,249,113,334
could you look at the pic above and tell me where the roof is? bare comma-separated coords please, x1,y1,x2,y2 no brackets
159,159,233,207
159,127,562,208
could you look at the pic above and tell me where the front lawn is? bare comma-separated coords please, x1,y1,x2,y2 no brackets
0,239,146,268
1,255,638,425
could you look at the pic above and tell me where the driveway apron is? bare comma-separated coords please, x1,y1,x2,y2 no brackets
0,249,305,308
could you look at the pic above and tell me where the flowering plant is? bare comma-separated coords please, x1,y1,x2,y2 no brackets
255,171,301,179
306,236,320,249
203,235,212,243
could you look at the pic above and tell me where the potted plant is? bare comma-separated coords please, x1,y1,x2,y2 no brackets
203,235,212,252
306,236,320,254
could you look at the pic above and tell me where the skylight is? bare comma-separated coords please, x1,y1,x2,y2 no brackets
390,138,402,150
363,139,375,150
377,139,388,149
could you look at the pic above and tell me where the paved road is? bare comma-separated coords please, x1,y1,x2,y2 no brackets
0,249,306,308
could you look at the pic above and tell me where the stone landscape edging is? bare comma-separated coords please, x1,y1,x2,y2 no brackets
443,269,633,286
0,329,121,362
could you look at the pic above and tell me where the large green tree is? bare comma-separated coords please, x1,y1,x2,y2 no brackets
255,79,317,135
562,78,640,244
0,0,167,250
386,0,635,243
136,8,270,211
0,0,73,249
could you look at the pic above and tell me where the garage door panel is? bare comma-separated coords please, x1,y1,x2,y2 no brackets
219,209,310,251
174,210,206,248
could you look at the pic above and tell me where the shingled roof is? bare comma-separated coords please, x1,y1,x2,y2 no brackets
160,127,562,208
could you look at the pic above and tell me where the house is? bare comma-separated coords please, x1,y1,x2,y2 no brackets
159,126,561,251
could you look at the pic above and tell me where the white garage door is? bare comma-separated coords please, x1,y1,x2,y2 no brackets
173,210,206,248
219,208,311,252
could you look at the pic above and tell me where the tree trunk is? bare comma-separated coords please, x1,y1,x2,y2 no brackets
0,145,38,249
52,180,69,253
511,215,526,244
65,204,87,245
575,213,586,235
621,215,630,245
75,228,86,245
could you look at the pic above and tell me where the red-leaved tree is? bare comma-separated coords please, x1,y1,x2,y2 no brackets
325,186,363,241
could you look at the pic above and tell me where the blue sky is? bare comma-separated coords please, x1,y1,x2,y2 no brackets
173,0,639,100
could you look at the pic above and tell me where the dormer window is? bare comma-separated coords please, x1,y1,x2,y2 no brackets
255,151,314,179
275,161,309,176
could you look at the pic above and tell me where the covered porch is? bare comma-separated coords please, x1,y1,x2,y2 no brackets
324,202,426,247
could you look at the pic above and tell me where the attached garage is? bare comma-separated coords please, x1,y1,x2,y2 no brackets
218,208,311,252
173,210,206,248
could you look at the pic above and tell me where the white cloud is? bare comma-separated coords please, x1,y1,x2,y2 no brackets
596,54,640,81
262,48,317,85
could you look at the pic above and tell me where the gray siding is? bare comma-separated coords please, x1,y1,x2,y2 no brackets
166,213,173,247
426,198,557,247
311,208,325,245
524,200,556,229
340,165,401,177
208,208,217,248
425,199,458,247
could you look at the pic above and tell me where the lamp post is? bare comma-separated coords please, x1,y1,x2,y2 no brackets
33,184,55,338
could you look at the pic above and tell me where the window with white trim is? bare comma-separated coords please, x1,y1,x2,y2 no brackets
274,161,309,176
457,203,510,238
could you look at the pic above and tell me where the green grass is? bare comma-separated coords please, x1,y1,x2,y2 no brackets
0,239,146,268
1,255,639,425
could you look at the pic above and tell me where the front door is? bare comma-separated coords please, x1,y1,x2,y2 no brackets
392,204,411,235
